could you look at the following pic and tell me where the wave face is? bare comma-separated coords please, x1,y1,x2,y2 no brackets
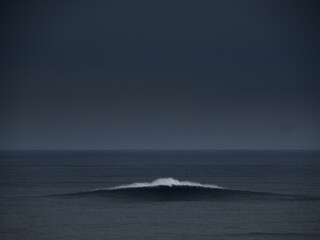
105,178,222,190
54,178,319,202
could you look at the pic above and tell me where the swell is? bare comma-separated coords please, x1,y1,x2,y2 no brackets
49,178,320,202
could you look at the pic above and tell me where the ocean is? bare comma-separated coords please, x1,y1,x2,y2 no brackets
0,150,320,240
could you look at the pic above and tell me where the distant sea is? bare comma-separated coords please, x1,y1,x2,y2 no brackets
1,150,320,240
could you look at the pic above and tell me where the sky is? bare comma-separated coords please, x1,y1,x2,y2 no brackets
0,0,319,150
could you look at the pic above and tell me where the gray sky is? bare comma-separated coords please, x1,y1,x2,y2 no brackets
1,0,319,149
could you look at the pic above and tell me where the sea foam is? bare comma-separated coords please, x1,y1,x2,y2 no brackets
104,178,223,190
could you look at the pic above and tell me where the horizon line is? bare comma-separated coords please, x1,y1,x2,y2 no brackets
0,148,319,152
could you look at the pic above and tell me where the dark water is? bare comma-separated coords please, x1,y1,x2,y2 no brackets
1,150,320,240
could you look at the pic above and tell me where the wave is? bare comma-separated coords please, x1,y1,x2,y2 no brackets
102,178,223,190
51,178,320,202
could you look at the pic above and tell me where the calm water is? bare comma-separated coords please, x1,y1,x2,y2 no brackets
1,150,320,240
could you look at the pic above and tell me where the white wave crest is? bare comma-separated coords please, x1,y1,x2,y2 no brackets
104,178,223,190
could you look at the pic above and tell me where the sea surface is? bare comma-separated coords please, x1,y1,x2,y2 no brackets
0,150,320,240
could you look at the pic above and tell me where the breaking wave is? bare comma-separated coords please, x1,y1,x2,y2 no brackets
102,178,223,190
50,178,320,202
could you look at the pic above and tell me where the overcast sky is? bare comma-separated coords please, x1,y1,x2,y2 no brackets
1,0,319,149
